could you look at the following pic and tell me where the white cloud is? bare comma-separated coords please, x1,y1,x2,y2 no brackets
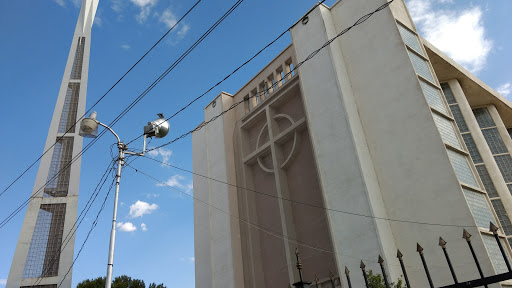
117,222,137,232
497,83,511,96
407,0,493,74
141,223,148,231
54,0,65,7
177,24,190,39
159,9,178,29
111,0,124,13
129,200,158,218
130,0,158,24
121,44,131,50
157,174,185,188
147,147,172,165
180,256,195,263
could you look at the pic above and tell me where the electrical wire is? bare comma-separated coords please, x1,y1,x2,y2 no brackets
124,163,479,270
125,0,328,146
0,0,244,229
32,159,116,286
145,0,396,154
57,176,117,288
0,0,204,200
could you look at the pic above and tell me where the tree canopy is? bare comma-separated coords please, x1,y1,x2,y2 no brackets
76,275,166,288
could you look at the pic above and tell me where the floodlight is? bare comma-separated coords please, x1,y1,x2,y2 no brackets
144,113,170,138
79,111,99,138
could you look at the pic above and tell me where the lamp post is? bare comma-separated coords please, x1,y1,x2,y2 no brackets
79,111,169,288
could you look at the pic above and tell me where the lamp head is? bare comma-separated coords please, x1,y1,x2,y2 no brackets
79,111,99,138
144,114,170,138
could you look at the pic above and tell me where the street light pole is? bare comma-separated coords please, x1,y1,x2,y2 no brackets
79,112,169,288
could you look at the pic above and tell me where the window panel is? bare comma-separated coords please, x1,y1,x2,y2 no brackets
463,188,496,228
449,105,469,133
473,107,495,128
397,24,424,56
462,134,483,164
420,80,447,114
44,137,73,198
491,199,512,235
507,128,512,140
58,83,80,133
441,83,457,104
482,128,508,155
508,184,512,196
70,37,85,80
432,113,461,149
476,165,499,198
482,233,511,274
447,149,479,188
407,50,434,83
23,204,66,278
494,154,512,183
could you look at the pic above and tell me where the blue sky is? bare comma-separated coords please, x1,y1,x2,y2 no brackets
0,0,510,287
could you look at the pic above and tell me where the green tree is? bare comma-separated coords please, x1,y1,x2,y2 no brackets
76,275,165,288
366,269,404,288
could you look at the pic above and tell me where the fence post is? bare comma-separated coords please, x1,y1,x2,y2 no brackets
490,222,512,272
345,267,352,288
417,243,434,288
397,250,411,288
360,261,369,288
463,229,488,288
439,237,458,284
378,255,390,288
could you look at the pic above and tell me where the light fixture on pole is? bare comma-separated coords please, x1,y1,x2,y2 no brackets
79,111,170,288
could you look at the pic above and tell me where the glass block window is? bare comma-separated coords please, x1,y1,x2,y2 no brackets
482,128,508,155
441,83,457,104
432,113,461,149
491,199,512,235
71,37,85,80
463,188,496,228
408,50,434,83
508,184,512,196
462,134,483,164
420,81,447,114
397,24,424,56
23,204,66,278
58,83,80,133
21,285,58,288
482,233,510,274
447,149,479,187
449,105,469,133
44,137,73,198
473,107,495,128
476,165,499,198
494,154,512,183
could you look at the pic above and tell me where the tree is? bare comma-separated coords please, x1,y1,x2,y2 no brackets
366,269,404,288
76,275,166,288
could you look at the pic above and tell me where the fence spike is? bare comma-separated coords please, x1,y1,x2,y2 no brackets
396,249,411,288
439,236,458,283
345,267,352,288
417,243,434,288
314,273,319,288
360,261,369,288
378,255,390,288
463,229,487,288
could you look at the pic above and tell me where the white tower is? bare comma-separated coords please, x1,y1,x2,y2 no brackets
7,1,98,287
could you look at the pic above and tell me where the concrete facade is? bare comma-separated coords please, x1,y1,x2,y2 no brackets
193,0,512,287
7,1,98,288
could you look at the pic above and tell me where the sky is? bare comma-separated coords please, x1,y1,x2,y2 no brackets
0,0,511,287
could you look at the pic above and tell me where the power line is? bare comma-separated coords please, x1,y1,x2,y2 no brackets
126,0,328,146
0,0,204,200
125,163,476,269
141,155,475,228
57,176,117,288
145,0,396,154
0,0,244,229
33,159,116,286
